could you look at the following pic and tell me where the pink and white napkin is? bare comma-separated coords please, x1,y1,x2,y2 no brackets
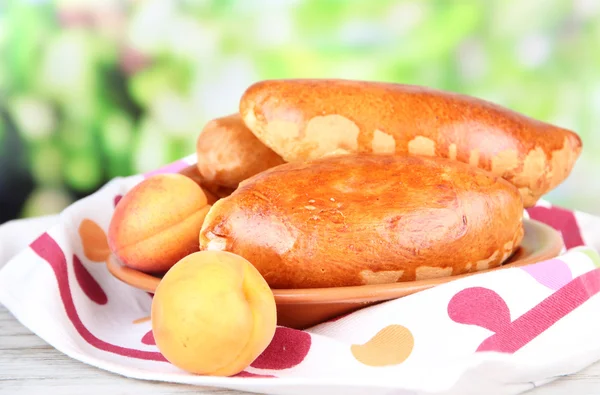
1,154,600,395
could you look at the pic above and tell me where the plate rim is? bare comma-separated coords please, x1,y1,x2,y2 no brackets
105,218,563,304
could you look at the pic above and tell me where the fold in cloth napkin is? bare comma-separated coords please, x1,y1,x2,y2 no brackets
2,154,600,395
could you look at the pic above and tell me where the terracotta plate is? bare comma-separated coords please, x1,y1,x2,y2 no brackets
106,218,563,329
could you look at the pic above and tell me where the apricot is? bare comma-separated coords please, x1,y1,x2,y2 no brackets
151,251,277,376
108,174,209,273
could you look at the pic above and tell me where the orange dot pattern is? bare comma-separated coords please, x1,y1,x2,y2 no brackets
351,324,414,367
78,219,110,262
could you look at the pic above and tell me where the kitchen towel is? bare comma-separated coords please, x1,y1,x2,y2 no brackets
1,153,600,395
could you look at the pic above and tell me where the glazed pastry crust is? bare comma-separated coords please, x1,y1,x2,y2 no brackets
199,154,524,289
239,79,582,207
196,113,285,189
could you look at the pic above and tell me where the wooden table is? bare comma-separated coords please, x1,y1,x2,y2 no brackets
1,217,600,394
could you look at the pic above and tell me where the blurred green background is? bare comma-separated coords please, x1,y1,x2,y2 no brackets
1,0,599,223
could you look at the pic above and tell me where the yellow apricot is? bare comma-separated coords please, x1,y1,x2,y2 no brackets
151,251,277,376
108,173,208,273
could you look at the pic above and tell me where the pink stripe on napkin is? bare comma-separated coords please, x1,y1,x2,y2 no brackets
143,160,190,178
